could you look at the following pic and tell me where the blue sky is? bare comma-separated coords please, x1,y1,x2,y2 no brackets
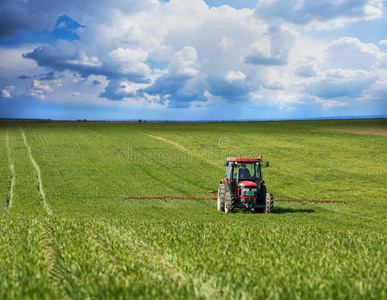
0,0,386,121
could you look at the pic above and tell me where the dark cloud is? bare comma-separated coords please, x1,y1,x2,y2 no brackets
0,0,156,39
295,64,319,78
305,77,374,99
0,0,79,39
39,71,59,81
243,54,285,66
142,74,208,108
23,40,151,83
17,75,31,80
207,76,252,101
99,80,135,101
143,74,191,95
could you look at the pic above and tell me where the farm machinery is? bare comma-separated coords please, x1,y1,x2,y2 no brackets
124,156,347,211
217,157,272,213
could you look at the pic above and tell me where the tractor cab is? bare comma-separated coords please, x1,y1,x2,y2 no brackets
226,161,261,181
218,157,273,213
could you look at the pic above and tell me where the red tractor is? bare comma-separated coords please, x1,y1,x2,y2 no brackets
217,157,273,213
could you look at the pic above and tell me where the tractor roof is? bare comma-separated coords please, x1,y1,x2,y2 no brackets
226,157,261,163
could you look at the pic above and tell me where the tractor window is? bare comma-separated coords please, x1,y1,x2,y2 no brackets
226,165,233,180
232,163,261,180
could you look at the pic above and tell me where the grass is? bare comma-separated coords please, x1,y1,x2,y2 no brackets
0,119,386,299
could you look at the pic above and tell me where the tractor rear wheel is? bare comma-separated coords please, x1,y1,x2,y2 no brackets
224,191,233,213
265,193,274,213
217,184,225,211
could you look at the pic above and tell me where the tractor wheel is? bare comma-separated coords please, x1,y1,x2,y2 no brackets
224,191,233,213
259,185,267,203
254,185,267,213
217,184,225,211
265,193,274,213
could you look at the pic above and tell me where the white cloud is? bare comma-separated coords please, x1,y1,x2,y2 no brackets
24,80,54,99
220,35,235,50
243,26,297,65
108,48,148,62
1,0,385,117
67,53,102,67
254,0,384,29
225,71,246,83
170,46,199,77
1,85,15,98
325,37,385,70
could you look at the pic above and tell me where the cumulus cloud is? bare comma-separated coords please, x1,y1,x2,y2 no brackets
1,0,385,116
220,35,235,51
295,63,319,78
305,69,374,99
207,75,253,101
325,37,386,69
24,80,54,99
1,86,15,98
297,37,387,104
99,79,149,101
364,80,387,100
225,71,246,83
23,40,150,83
23,40,100,75
243,26,296,65
140,46,206,107
108,48,148,63
254,0,384,28
14,1,274,104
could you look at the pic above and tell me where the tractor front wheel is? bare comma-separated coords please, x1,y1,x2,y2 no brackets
224,191,233,213
217,184,225,211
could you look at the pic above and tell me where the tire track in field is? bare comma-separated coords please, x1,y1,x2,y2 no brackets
2,129,15,214
83,128,190,195
146,134,223,169
144,134,223,193
40,217,64,294
19,130,59,293
21,129,52,215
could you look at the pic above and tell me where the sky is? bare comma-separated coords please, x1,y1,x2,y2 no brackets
0,0,386,121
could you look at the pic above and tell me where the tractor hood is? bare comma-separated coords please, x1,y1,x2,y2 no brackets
238,180,257,188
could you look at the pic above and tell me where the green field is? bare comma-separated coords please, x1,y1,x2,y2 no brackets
1,119,386,299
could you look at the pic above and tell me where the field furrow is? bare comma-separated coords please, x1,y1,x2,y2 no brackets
146,133,223,169
21,129,52,215
1,129,15,214
0,218,64,299
5,128,44,216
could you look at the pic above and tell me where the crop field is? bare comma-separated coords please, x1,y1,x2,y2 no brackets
0,119,386,299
